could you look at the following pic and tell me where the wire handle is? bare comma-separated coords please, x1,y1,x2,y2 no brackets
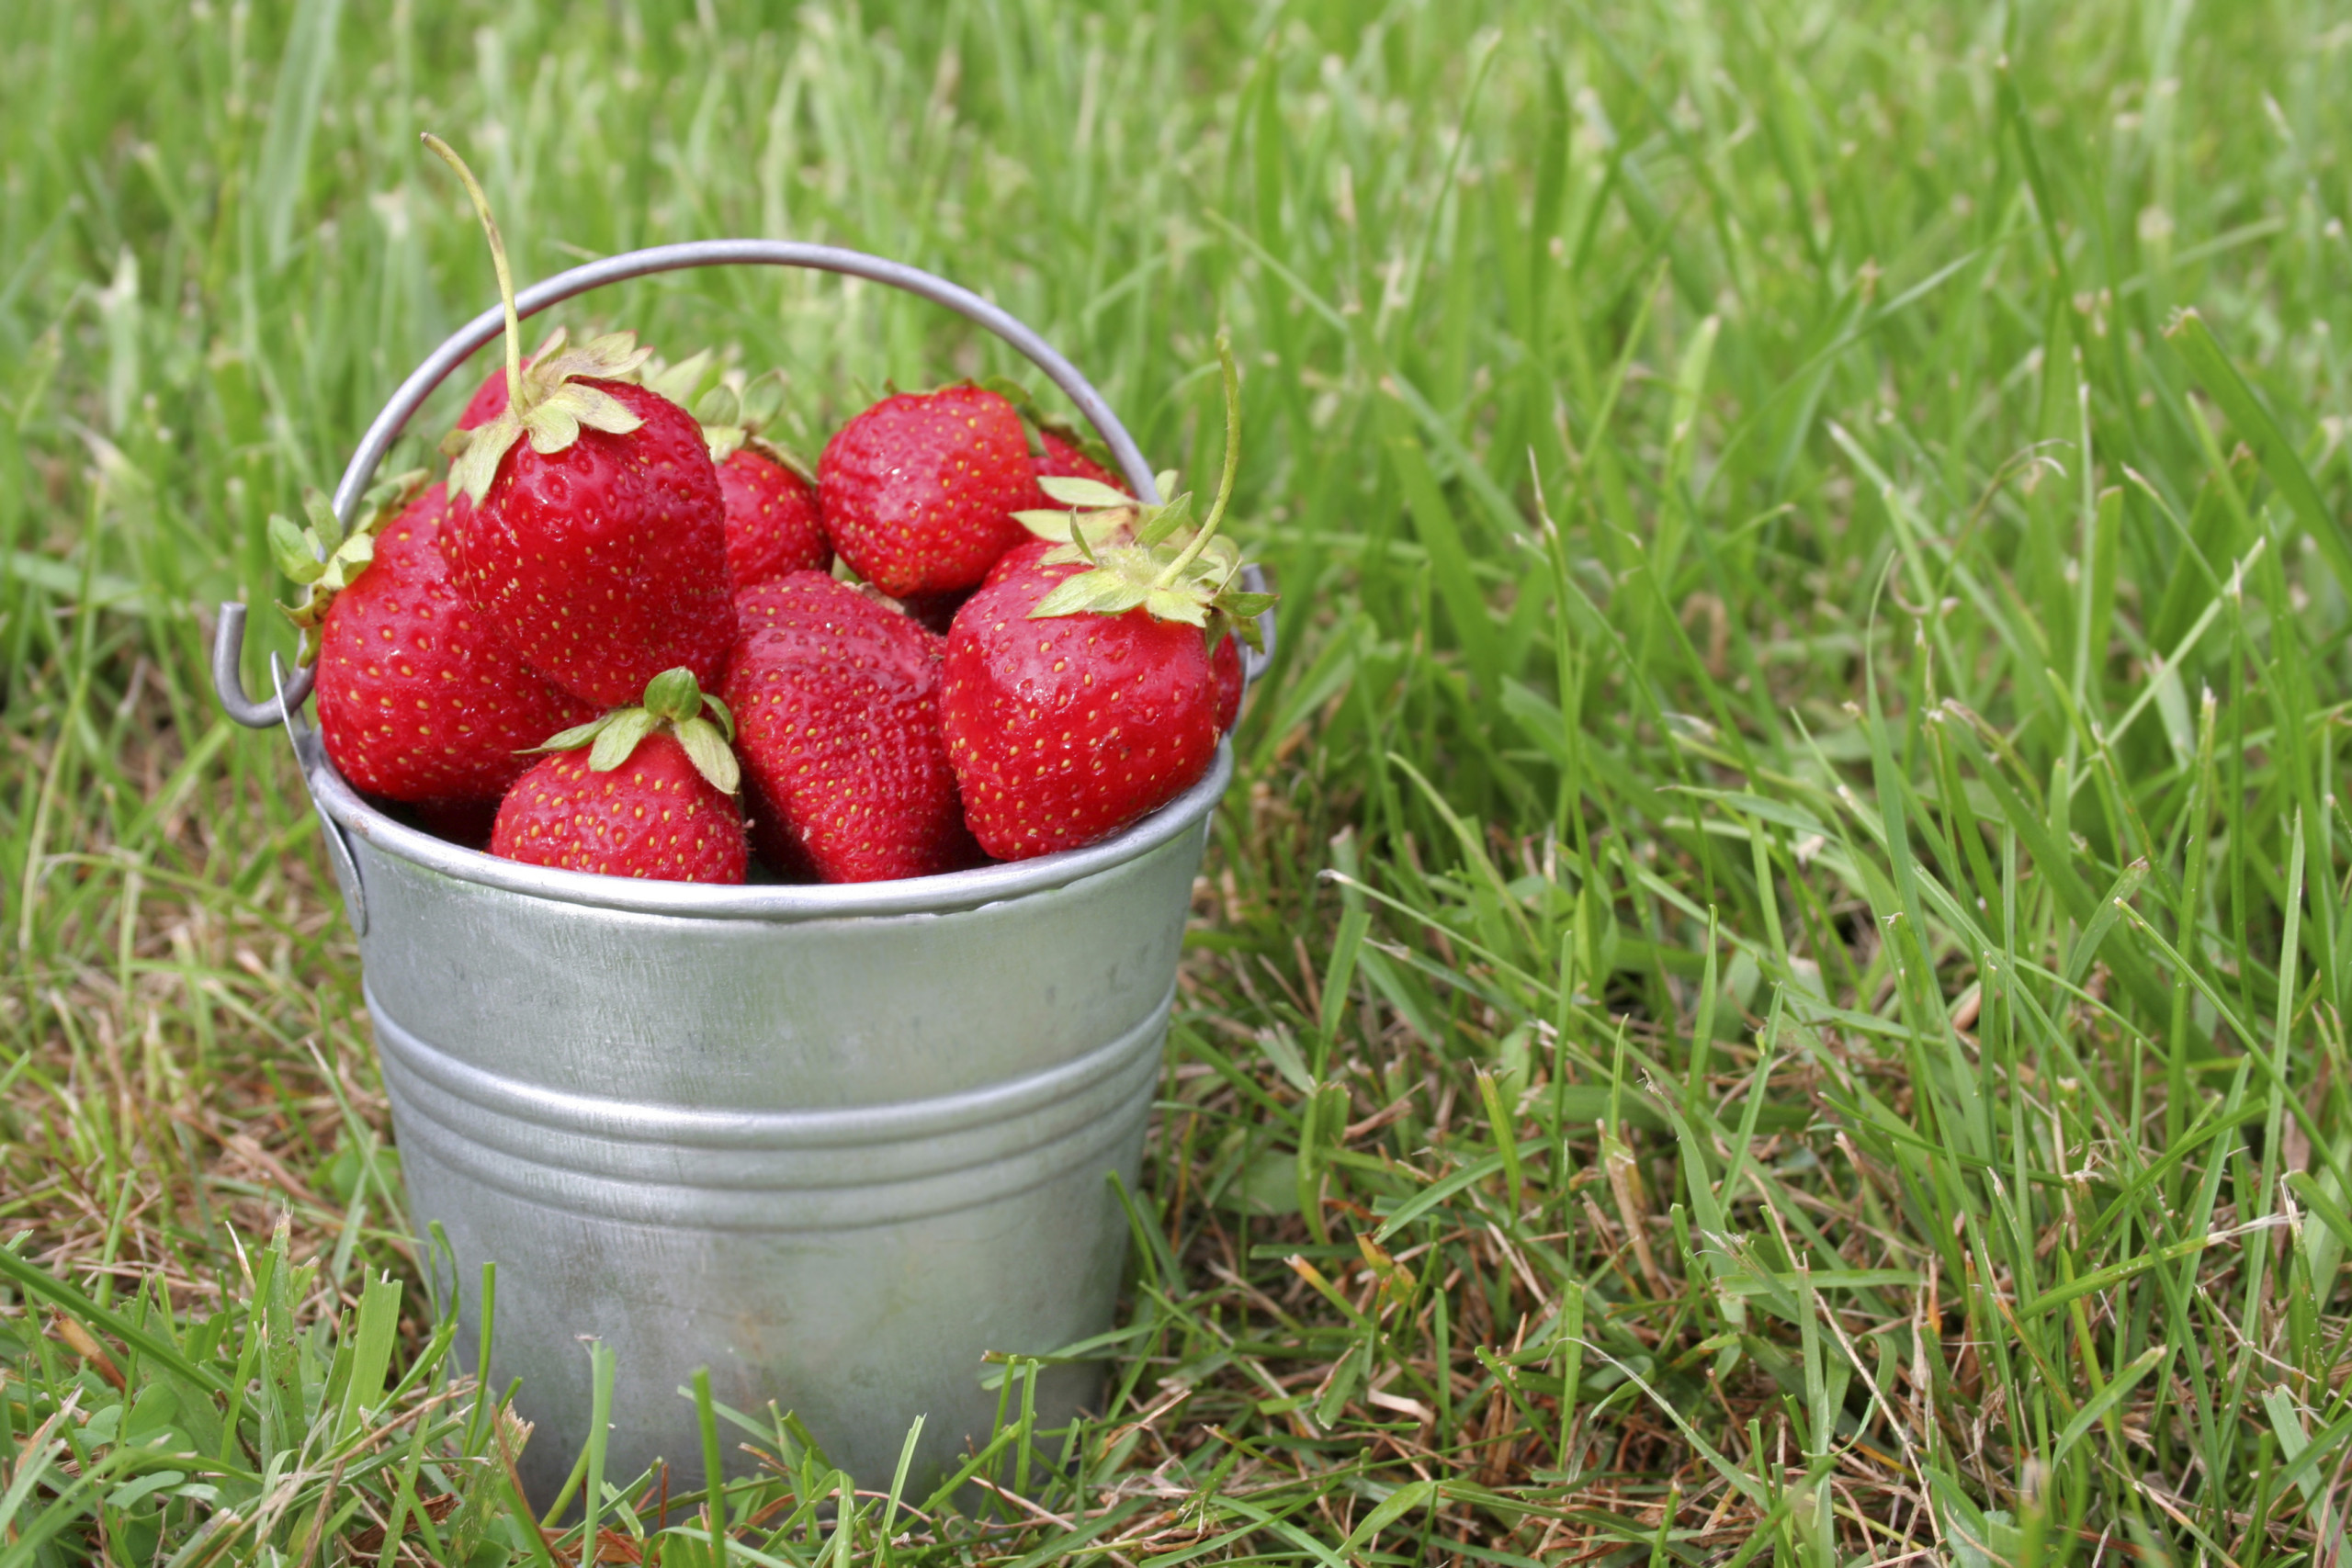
213,240,1272,729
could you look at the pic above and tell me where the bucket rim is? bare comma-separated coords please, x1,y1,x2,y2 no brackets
311,724,1231,920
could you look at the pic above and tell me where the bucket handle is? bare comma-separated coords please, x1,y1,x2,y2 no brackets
212,239,1273,729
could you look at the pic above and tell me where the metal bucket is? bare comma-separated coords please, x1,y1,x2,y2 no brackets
211,242,1267,1504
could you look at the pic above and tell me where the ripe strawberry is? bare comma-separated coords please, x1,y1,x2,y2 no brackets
944,554,1222,859
820,384,1035,599
491,668,748,883
981,536,1057,591
942,335,1272,860
1031,425,1129,497
678,372,831,590
425,137,736,707
454,343,543,431
723,571,978,883
458,370,511,431
446,359,735,705
717,446,829,588
276,475,596,810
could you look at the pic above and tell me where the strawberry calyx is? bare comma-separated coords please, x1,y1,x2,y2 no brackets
636,347,717,410
424,133,653,505
273,468,432,665
438,329,566,460
1016,333,1274,651
527,666,741,795
642,351,816,479
697,379,811,480
446,323,653,505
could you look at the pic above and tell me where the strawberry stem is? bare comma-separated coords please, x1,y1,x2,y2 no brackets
1153,330,1242,590
422,133,526,417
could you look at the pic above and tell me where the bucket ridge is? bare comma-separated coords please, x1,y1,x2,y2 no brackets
369,978,1173,1147
388,1071,1160,1232
375,985,1171,1229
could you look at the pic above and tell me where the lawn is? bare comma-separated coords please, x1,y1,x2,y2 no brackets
5,0,2351,1562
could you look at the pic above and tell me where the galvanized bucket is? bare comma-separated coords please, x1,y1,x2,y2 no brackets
211,242,1267,1505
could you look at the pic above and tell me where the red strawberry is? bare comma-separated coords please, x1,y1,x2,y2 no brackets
943,554,1222,859
1031,426,1129,497
425,137,736,707
285,477,596,809
456,359,523,431
643,359,834,592
490,668,748,883
820,384,1035,599
983,536,1057,591
723,572,978,883
446,355,734,705
718,446,830,589
940,335,1272,860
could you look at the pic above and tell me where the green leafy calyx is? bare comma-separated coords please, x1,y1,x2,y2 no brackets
527,666,740,795
1023,333,1273,651
274,469,431,666
447,326,652,505
691,367,807,475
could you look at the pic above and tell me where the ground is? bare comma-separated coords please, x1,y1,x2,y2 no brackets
4,0,2351,1562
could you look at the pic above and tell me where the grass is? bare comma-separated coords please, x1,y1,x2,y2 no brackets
6,0,2352,1560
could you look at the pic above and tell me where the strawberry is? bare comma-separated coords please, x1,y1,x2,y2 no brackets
491,668,747,883
819,384,1035,599
717,446,829,589
454,347,536,432
944,557,1221,859
1031,424,1129,497
653,365,831,591
424,137,736,707
723,571,978,883
981,536,1058,591
446,357,735,705
942,336,1272,860
457,369,512,432
274,474,596,811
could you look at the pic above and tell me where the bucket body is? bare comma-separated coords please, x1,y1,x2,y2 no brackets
307,733,1223,1500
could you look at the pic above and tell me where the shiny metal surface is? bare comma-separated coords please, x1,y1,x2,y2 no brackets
274,660,368,935
350,744,1215,1501
208,243,1251,1504
215,603,317,728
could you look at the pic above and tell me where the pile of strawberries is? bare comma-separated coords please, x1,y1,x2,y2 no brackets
270,139,1269,887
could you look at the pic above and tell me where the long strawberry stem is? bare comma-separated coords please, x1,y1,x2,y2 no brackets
422,133,526,414
1153,330,1242,589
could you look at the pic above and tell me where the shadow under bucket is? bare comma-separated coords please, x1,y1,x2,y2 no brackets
213,241,1268,1506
